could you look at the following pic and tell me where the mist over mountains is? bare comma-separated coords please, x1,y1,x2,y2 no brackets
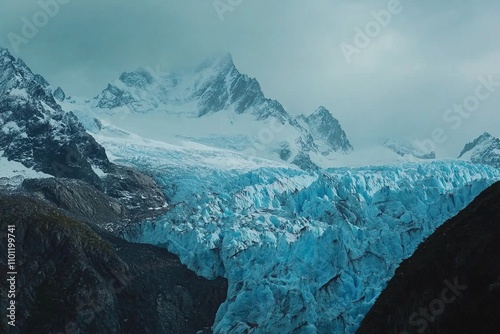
1,43,500,334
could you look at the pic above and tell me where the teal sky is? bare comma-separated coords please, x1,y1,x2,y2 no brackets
1,0,499,156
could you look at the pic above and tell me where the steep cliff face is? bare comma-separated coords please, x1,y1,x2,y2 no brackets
356,181,500,334
0,47,168,219
94,54,290,122
0,47,108,188
459,132,500,169
21,178,130,231
88,54,353,169
296,106,353,154
0,194,227,334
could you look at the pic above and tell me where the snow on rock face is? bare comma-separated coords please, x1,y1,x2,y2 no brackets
0,48,168,216
0,47,109,187
384,138,436,160
94,54,289,122
89,54,353,170
0,151,52,189
458,132,500,169
112,131,500,334
297,106,353,155
53,87,66,102
0,48,54,108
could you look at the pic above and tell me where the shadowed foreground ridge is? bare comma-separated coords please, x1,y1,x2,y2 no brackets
0,194,227,334
357,181,500,334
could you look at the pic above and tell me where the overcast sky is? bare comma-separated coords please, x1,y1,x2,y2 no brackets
1,0,499,156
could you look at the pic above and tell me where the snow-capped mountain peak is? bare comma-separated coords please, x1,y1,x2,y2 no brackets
384,138,436,160
0,47,167,216
94,52,287,120
458,132,500,168
459,132,494,157
0,47,56,107
0,47,110,186
310,105,330,117
298,106,353,154
80,55,356,170
119,68,155,89
195,52,235,73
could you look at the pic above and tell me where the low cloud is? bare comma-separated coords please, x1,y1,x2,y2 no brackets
0,0,499,156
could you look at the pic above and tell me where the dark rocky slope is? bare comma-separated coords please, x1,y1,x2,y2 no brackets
21,174,168,232
0,194,227,334
21,178,130,232
356,181,500,334
0,46,167,217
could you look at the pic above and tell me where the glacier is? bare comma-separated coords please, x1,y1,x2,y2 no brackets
3,45,500,333
94,128,500,334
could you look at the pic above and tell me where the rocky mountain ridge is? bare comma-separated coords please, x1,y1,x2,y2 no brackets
0,47,167,222
458,132,500,169
90,54,353,169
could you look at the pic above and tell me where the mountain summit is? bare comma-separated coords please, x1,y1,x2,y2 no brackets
86,54,353,169
0,47,167,220
297,106,353,155
94,53,289,121
458,132,500,168
384,138,436,160
0,47,108,185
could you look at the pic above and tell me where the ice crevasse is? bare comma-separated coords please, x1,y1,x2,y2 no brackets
119,151,500,333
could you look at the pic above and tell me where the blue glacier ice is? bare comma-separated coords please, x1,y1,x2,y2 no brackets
100,135,500,334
